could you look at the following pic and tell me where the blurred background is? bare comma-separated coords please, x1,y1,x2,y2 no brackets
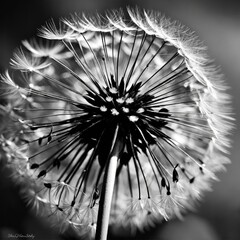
0,0,239,239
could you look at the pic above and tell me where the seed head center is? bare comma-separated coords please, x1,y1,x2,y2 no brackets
99,88,142,123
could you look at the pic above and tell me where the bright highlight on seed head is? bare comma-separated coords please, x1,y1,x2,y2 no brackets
111,108,119,115
129,115,139,122
100,106,107,112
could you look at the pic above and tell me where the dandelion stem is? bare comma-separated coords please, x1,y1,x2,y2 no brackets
95,126,121,240
95,156,118,240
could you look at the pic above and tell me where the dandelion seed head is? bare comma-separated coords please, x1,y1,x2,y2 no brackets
111,108,119,116
126,97,134,104
106,96,113,102
122,107,129,113
109,87,118,94
129,115,139,122
1,7,234,238
100,106,107,112
116,97,124,104
10,48,51,72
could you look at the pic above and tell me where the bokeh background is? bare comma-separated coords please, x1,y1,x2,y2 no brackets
0,0,239,240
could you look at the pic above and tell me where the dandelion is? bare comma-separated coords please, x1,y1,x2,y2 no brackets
1,8,234,240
